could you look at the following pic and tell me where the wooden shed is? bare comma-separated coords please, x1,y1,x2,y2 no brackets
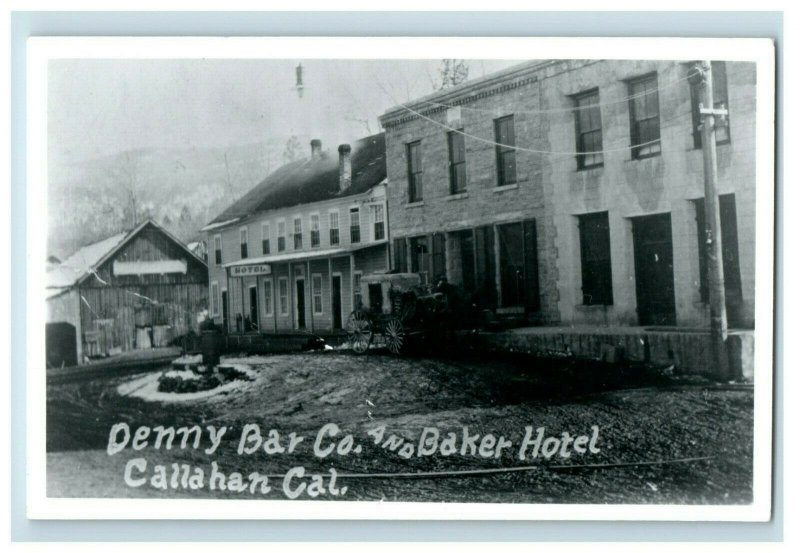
46,219,209,366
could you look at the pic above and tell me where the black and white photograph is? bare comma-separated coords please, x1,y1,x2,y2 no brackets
27,37,775,520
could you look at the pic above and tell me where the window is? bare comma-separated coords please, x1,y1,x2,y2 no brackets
278,277,289,315
350,207,361,243
310,214,321,248
277,220,286,252
573,89,604,169
578,212,613,305
393,238,408,272
628,73,661,159
406,141,423,202
690,61,730,149
494,115,517,186
693,194,742,303
263,278,273,316
432,233,446,280
312,274,323,315
214,235,222,265
329,210,340,245
371,204,385,241
210,281,220,316
448,130,467,194
239,227,248,259
353,272,363,309
454,229,476,293
261,222,270,255
293,217,303,249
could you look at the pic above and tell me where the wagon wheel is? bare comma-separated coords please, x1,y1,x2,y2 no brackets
384,317,406,355
345,311,373,354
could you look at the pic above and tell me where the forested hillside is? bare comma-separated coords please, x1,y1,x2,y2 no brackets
47,137,301,260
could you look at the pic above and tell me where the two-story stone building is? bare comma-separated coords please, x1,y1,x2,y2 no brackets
202,133,389,335
380,62,559,325
379,59,755,329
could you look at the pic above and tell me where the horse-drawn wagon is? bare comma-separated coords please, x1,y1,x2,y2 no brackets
344,272,455,354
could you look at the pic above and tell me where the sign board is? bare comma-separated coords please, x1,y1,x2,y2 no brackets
230,264,271,277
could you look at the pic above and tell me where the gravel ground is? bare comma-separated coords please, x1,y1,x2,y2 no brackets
46,351,754,504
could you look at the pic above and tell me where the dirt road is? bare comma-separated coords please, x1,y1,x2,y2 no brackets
46,351,753,504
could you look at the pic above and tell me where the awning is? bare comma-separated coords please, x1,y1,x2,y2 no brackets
222,239,387,269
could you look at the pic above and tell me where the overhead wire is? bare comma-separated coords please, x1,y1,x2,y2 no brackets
395,98,754,158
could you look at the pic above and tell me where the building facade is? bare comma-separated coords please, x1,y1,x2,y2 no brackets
380,59,755,329
46,220,209,366
203,134,389,335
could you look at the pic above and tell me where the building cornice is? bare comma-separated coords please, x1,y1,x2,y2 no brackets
380,60,556,128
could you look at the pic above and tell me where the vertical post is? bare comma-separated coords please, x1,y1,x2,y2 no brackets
239,275,245,333
696,60,730,379
307,260,314,333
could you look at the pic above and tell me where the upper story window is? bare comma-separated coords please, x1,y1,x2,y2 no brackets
573,88,604,169
448,130,467,194
261,222,270,255
406,141,423,203
293,216,303,250
494,115,517,186
239,227,248,259
628,73,661,159
350,207,361,244
310,214,321,248
329,210,340,245
214,234,222,265
690,61,730,149
371,204,385,241
277,220,286,252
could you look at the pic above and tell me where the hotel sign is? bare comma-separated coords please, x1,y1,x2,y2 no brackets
230,264,271,277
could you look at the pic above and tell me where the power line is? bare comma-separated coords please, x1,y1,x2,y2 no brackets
396,100,754,157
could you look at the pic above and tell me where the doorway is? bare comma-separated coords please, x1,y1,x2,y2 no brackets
632,213,676,326
248,286,259,331
221,290,229,332
295,278,306,329
497,220,540,311
331,275,343,330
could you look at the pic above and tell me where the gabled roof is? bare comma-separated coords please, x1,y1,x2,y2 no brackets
205,132,386,230
46,219,207,291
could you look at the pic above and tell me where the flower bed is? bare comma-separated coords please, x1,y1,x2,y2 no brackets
157,365,253,394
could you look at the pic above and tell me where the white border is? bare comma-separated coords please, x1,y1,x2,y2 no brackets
26,36,775,521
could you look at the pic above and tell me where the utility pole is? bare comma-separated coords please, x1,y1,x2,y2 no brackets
694,60,730,379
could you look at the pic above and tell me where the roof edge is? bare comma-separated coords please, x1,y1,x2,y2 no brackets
380,60,556,124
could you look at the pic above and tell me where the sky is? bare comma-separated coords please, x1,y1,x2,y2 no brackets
48,58,521,168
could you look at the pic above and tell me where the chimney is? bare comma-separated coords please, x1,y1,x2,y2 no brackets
310,139,322,160
338,144,352,191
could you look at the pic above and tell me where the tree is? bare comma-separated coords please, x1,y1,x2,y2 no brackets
119,150,141,228
438,59,469,89
282,135,304,164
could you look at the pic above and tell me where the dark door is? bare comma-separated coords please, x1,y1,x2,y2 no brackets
474,225,497,309
632,213,676,326
296,279,306,329
221,290,229,333
46,322,77,368
249,286,259,331
331,275,343,330
497,221,539,310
